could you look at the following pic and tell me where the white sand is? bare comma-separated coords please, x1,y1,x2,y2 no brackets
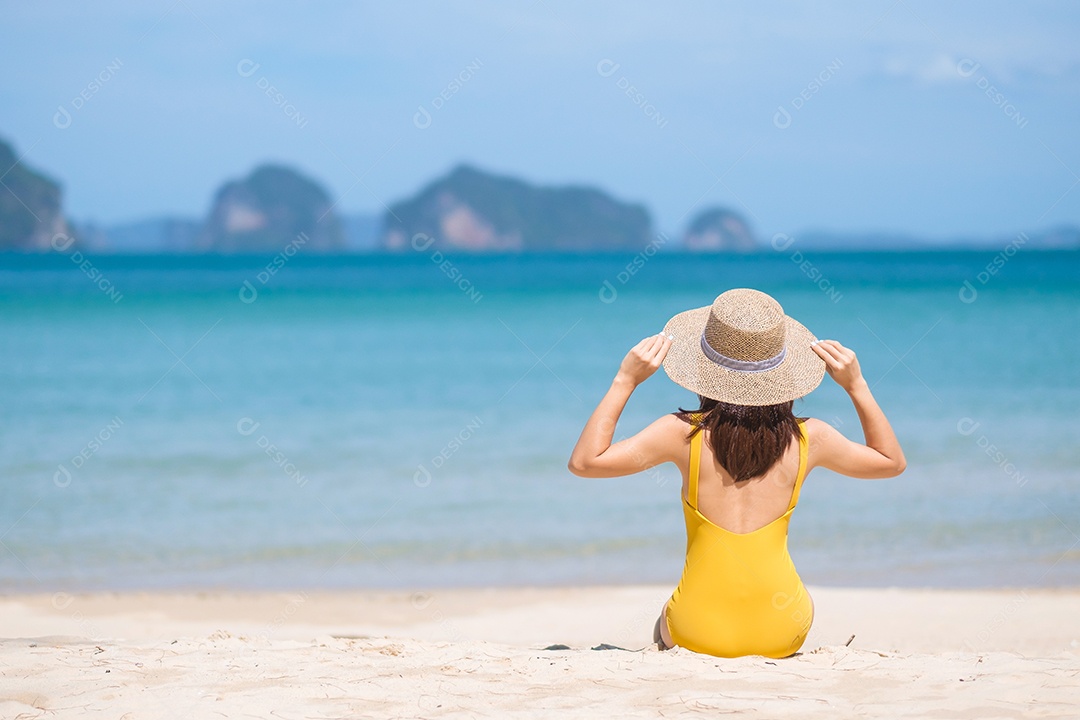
2,585,1078,718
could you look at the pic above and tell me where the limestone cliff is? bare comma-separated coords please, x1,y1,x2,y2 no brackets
682,207,757,252
195,164,344,252
0,138,72,251
382,165,653,252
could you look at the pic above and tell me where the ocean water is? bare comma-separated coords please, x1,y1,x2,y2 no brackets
1,249,1078,591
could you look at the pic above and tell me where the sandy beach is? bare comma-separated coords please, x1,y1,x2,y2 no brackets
2,585,1078,718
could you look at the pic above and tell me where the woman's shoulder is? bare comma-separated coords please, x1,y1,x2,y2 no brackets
798,417,846,466
658,411,696,433
639,412,695,449
800,417,837,436
671,410,703,427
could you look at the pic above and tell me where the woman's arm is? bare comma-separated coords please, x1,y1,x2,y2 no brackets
808,339,907,479
567,334,678,478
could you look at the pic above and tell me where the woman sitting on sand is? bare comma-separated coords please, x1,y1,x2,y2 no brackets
568,288,905,658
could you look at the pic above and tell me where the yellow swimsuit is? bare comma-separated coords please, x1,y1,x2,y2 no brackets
665,420,813,658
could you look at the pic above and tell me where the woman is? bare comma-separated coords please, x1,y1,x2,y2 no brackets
568,288,905,658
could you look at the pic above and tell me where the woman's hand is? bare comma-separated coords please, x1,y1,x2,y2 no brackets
615,334,672,387
568,332,680,478
807,339,906,478
811,339,866,393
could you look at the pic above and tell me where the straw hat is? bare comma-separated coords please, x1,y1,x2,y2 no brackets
661,288,825,406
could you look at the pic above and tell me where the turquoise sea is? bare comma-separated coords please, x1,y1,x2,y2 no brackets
1,249,1078,591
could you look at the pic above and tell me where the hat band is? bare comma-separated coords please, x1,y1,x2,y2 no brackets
700,333,787,373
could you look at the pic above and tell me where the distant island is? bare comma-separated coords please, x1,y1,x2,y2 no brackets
0,134,1076,253
75,164,346,253
381,164,652,252
0,138,72,251
195,164,345,252
683,208,757,252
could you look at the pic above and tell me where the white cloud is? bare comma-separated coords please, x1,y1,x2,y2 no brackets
881,53,966,85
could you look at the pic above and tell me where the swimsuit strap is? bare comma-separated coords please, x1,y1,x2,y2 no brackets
687,428,702,510
786,420,810,513
688,418,808,513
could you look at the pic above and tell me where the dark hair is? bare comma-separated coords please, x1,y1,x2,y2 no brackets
678,397,802,482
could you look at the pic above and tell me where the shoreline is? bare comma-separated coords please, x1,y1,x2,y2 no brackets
3,585,1077,717
3,584,1077,655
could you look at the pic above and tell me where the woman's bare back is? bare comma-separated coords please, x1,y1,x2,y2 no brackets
685,424,804,534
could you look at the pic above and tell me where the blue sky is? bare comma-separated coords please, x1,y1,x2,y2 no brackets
2,1,1078,240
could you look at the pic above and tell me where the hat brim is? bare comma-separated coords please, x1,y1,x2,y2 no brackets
661,306,826,406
